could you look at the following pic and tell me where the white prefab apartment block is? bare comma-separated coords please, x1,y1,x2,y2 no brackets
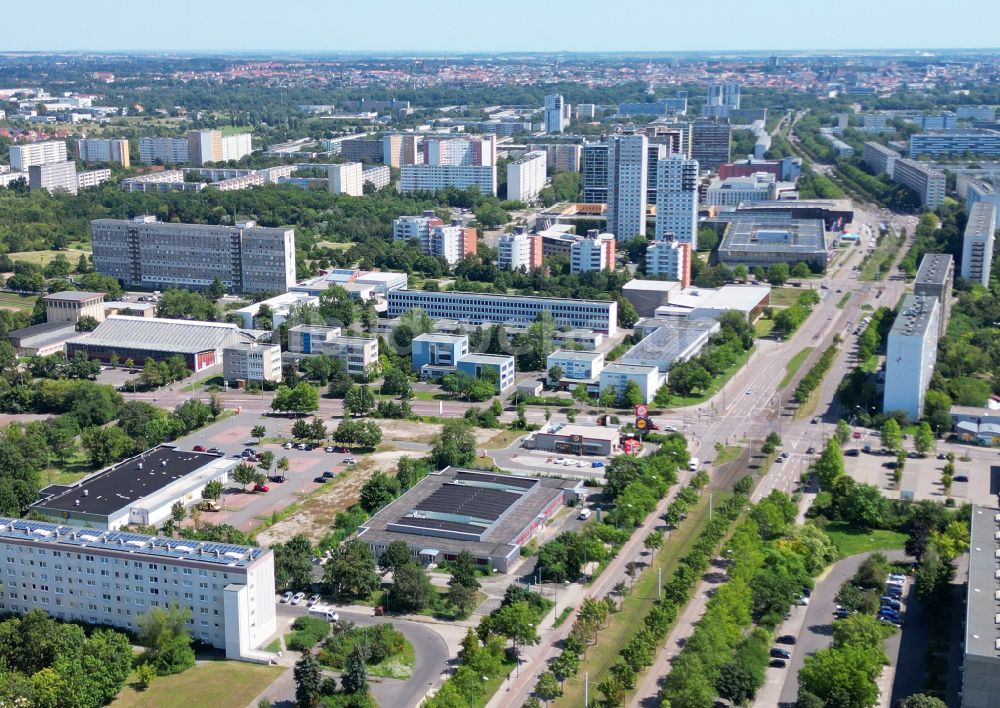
892,159,946,210
598,363,663,403
645,241,691,285
606,133,649,238
570,232,616,273
861,141,899,178
655,155,700,246
77,138,130,167
883,294,940,420
546,349,604,383
962,201,996,286
139,137,189,164
329,162,364,196
545,94,569,134
91,216,296,294
28,161,78,194
9,141,67,170
77,168,112,190
498,231,542,271
400,164,497,195
507,151,548,202
393,212,441,253
387,290,618,334
0,516,275,660
187,130,253,165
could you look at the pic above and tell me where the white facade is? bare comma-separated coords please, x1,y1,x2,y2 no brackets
706,173,775,206
362,165,391,190
498,232,540,271
570,232,614,273
430,225,474,266
861,141,899,178
223,342,283,383
221,133,253,162
329,162,364,196
28,161,78,194
962,201,996,286
0,517,275,660
892,159,946,210
399,164,497,195
507,151,547,202
883,294,940,420
598,363,663,403
606,134,648,238
232,291,320,328
425,136,495,166
544,94,568,134
77,168,111,190
655,155,699,245
646,241,690,282
546,350,604,382
76,138,130,166
9,141,67,171
139,137,189,164
393,213,440,252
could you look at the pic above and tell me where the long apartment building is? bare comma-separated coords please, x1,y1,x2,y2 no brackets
9,141,67,170
892,159,946,210
497,231,542,271
570,230,616,273
0,517,275,660
655,154,699,246
139,137,189,164
507,151,547,202
76,138,130,167
400,164,496,195
328,162,363,196
91,216,296,294
962,201,996,286
883,293,940,420
28,161,78,195
387,290,618,334
187,130,253,165
861,141,899,178
909,129,1000,158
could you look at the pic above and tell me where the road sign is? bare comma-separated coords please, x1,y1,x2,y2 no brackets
635,404,648,418
635,418,648,430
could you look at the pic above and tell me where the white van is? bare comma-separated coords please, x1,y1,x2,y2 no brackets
688,458,699,472
308,606,339,622
578,508,592,520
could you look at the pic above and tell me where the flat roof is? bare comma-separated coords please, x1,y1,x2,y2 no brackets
548,349,602,362
43,291,104,302
889,293,938,339
459,353,514,365
0,517,265,569
70,316,243,354
389,289,614,307
966,506,1000,659
621,320,719,371
721,218,826,252
537,423,620,442
413,333,468,344
622,279,682,293
31,446,231,517
914,253,953,289
9,321,77,340
967,202,998,238
602,362,659,375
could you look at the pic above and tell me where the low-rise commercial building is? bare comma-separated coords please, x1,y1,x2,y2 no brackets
620,319,720,373
357,467,581,573
67,316,247,372
231,292,319,329
457,353,515,392
621,279,682,318
223,342,282,385
882,294,940,419
718,218,828,270
598,363,663,403
652,284,771,322
0,516,275,660
285,325,379,377
44,291,106,324
7,322,78,357
546,350,604,384
524,423,621,456
705,173,776,206
962,202,996,287
411,333,469,377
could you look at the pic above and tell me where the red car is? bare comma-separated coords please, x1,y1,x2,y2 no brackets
193,445,206,452
252,483,270,493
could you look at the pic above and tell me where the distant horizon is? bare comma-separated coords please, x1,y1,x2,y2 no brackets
3,0,1000,54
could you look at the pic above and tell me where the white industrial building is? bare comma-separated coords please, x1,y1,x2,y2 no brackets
507,151,547,202
883,294,940,419
0,516,275,660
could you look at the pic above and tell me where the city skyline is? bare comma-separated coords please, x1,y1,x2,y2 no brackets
3,0,1000,53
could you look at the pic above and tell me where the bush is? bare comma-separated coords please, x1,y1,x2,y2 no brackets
285,616,332,651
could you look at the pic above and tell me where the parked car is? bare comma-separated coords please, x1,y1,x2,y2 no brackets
307,594,321,607
343,457,357,465
554,458,568,465
206,447,224,457
591,461,605,468
845,449,860,457
770,648,791,659
334,446,350,453
806,447,816,455
305,443,316,451
268,475,286,484
663,425,678,432
881,598,901,611
313,476,328,484
242,448,256,457
283,442,294,449
954,475,968,483
322,470,335,479
324,446,335,453
193,445,206,452
834,608,851,619
290,592,306,606
879,617,902,628
252,483,270,493
280,591,293,604
776,635,797,645
769,659,787,669
296,443,307,451
578,509,592,520
810,417,820,424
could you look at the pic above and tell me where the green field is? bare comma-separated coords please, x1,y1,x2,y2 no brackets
8,248,90,269
111,660,283,708
821,521,907,556
769,287,806,308
780,347,815,389
0,292,37,311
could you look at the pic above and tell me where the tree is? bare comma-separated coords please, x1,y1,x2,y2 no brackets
431,419,477,469
233,463,259,491
258,450,275,475
291,419,310,439
572,382,590,404
790,261,812,279
797,644,881,708
379,539,413,575
450,550,481,590
490,601,540,659
75,315,99,332
900,694,947,708
274,535,314,592
716,659,760,705
835,419,851,445
324,539,379,600
644,530,664,554
293,650,321,708
344,384,375,417
881,418,902,453
814,438,845,489
766,262,790,286
623,380,644,407
359,471,398,513
547,364,564,385
923,389,953,434
617,297,639,328
381,367,412,398
201,479,224,501
80,425,134,466
251,424,266,443
277,456,290,473
599,386,618,409
389,561,435,612
913,422,934,456
136,605,195,675
170,501,186,523
136,663,156,691
341,645,369,695
535,671,562,705
447,582,477,616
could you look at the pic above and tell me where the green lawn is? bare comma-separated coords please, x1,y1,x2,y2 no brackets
219,125,252,136
558,494,717,707
476,659,518,708
754,317,776,338
822,521,907,556
780,347,814,389
0,292,37,311
769,287,805,308
8,249,89,268
859,230,903,281
111,660,283,707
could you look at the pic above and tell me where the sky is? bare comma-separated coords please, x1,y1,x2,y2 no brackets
4,0,1000,54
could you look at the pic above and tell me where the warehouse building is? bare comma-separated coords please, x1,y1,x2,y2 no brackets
0,517,274,660
356,467,582,573
67,316,247,372
7,322,78,357
30,445,236,530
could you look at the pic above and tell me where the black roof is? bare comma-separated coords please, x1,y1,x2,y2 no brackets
412,484,519,522
32,446,225,517
8,321,77,340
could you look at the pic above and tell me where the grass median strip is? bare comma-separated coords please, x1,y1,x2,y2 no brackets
780,347,814,389
556,494,714,707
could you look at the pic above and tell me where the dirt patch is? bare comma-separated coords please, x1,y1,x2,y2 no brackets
377,419,442,444
256,450,415,546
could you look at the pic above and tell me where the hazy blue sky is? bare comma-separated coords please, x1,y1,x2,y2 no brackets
5,0,999,53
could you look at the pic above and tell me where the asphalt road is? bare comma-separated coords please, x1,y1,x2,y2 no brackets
274,604,448,708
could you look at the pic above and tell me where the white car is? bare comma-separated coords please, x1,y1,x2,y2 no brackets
290,592,306,606
554,458,567,465
279,591,293,604
343,457,357,465
283,442,293,450
576,460,586,468
307,594,321,607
